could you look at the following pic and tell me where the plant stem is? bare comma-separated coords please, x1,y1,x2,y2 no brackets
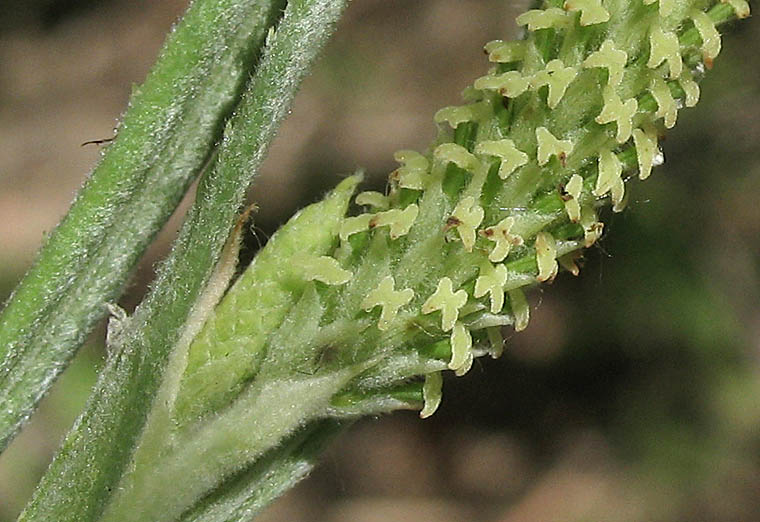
178,420,347,522
0,0,287,451
18,1,348,520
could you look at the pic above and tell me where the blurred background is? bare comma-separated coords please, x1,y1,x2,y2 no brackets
1,1,759,520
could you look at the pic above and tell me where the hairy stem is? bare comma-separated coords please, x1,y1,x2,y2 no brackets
18,1,348,520
0,0,286,451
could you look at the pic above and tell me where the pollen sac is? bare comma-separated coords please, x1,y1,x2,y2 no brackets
564,0,609,26
722,0,750,19
593,148,625,211
449,196,485,252
475,139,529,180
299,255,353,285
691,10,721,61
434,143,481,174
340,214,373,242
421,277,468,332
486,327,505,358
516,8,573,31
559,251,582,276
535,231,559,282
420,372,443,419
434,102,490,129
536,127,573,166
474,262,509,314
474,70,530,98
361,275,415,331
484,40,527,63
650,77,678,129
355,191,390,210
582,40,628,87
648,26,683,80
370,204,419,240
632,127,658,180
481,216,524,262
392,150,430,190
679,72,700,108
643,0,676,17
454,351,474,377
595,85,638,144
508,288,530,332
449,321,473,373
563,174,584,222
580,206,604,247
530,59,578,109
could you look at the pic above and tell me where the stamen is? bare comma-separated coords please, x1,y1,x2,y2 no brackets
449,321,473,372
392,150,430,190
691,10,721,61
421,277,469,332
564,174,584,222
593,148,625,211
299,255,353,285
474,262,509,313
434,102,490,129
474,71,530,98
595,85,638,143
481,217,523,262
516,8,573,31
679,72,700,108
632,127,658,180
536,127,573,166
564,0,610,26
650,77,678,128
583,40,628,87
370,205,420,239
508,289,530,332
340,214,373,242
484,40,527,63
648,26,683,80
361,276,415,331
535,231,558,282
475,139,529,180
420,372,443,418
580,206,604,247
530,59,578,109
450,196,485,252
355,191,390,210
434,143,481,174
721,0,750,19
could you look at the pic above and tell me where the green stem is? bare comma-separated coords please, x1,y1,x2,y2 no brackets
0,0,287,451
178,420,347,522
18,1,348,520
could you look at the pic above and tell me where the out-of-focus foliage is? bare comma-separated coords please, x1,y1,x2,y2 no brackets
0,1,758,521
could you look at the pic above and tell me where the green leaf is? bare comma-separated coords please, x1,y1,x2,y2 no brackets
174,174,362,425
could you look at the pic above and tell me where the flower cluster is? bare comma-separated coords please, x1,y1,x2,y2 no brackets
174,0,750,425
